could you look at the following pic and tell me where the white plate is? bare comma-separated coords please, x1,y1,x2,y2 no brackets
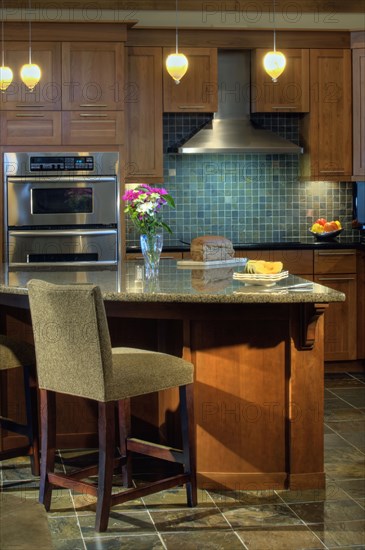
233,270,289,286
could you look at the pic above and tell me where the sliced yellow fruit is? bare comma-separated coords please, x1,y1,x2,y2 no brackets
245,260,283,275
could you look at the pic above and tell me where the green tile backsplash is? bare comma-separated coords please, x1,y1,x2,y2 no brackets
125,114,359,247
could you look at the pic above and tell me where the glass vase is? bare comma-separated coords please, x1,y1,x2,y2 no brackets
140,233,163,280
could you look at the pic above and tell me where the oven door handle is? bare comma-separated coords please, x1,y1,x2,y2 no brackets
9,229,117,237
7,176,117,184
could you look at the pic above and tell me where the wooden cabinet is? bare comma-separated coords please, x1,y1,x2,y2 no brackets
357,250,365,359
352,48,365,177
314,249,357,361
0,42,61,111
300,49,352,180
62,42,124,110
1,111,61,145
163,48,218,112
251,49,309,113
125,47,163,182
61,111,123,145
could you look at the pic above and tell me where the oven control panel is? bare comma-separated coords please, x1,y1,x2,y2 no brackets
30,156,94,171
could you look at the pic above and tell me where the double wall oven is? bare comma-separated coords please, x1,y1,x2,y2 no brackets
4,152,119,267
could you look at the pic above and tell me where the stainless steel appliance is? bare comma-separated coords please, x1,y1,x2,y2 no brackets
4,152,119,266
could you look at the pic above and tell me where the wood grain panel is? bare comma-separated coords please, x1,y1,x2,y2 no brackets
125,47,163,182
352,48,365,177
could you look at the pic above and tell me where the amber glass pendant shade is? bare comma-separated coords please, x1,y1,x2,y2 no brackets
0,65,13,92
20,62,41,91
263,51,286,82
166,53,189,84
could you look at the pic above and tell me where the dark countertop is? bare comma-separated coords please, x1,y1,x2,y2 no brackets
127,236,364,254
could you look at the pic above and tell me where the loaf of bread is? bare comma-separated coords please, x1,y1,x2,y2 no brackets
190,235,235,262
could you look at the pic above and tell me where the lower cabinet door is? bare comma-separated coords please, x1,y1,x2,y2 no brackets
314,274,357,361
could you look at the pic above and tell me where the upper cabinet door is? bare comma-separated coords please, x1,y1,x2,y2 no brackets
163,47,218,112
62,42,124,110
251,49,309,113
309,49,352,178
0,42,61,110
352,48,365,177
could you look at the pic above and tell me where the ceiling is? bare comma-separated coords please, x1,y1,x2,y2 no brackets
1,1,364,11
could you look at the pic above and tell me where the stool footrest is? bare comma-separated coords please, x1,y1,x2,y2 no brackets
127,438,185,464
111,473,191,506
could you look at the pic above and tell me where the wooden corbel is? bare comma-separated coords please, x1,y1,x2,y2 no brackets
299,303,328,350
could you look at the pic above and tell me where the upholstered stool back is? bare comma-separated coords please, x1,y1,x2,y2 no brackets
27,280,112,401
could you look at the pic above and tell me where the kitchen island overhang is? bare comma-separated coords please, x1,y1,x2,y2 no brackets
0,261,345,492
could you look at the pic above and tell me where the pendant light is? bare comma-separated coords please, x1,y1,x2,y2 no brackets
263,0,286,82
0,0,13,92
166,0,188,85
20,0,41,91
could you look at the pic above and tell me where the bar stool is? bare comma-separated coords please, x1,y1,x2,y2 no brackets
0,335,40,476
27,279,197,532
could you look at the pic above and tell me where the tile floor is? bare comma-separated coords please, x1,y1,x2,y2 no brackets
0,372,364,550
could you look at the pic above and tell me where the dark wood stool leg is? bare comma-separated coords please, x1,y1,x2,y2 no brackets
39,389,56,511
118,398,132,488
23,364,40,476
96,401,115,532
179,384,197,507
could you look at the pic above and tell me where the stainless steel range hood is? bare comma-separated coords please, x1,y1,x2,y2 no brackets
178,50,303,155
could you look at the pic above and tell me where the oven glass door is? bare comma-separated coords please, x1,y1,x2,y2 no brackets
7,177,117,227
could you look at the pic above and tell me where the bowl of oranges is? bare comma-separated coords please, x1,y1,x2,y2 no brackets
309,218,343,241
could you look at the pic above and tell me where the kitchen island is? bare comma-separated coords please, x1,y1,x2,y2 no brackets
0,261,345,491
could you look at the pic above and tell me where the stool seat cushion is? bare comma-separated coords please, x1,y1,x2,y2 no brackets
107,348,194,401
0,335,35,370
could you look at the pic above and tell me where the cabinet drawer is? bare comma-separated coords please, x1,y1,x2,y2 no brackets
1,111,61,145
62,111,124,145
314,250,356,274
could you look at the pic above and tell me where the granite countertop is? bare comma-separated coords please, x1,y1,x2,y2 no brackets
0,261,345,305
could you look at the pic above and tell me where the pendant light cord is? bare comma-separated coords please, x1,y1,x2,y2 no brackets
175,0,178,54
273,0,277,51
28,0,32,64
1,0,5,66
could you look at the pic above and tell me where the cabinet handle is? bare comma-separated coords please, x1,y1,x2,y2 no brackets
178,105,205,109
79,104,108,108
319,170,345,173
271,106,298,109
317,277,355,281
318,251,355,256
15,114,45,117
16,104,45,108
79,113,108,117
